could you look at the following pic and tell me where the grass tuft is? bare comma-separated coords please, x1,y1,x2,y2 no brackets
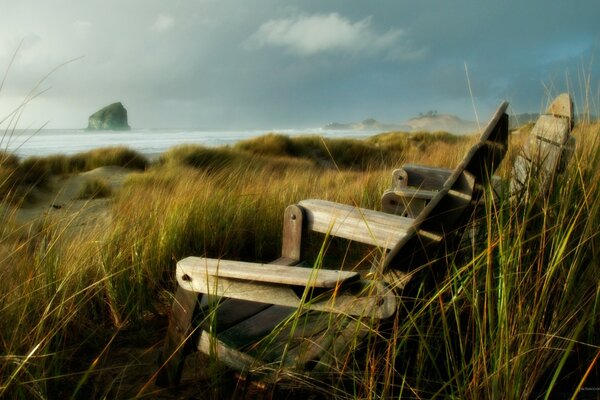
77,178,112,199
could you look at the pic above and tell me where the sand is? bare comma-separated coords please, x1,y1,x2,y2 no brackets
9,166,133,231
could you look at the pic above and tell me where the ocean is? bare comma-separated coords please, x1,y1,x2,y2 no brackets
1,128,377,159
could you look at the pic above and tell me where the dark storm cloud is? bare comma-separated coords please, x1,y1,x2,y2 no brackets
0,0,598,128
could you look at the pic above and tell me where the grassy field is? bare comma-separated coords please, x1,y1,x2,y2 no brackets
0,123,599,399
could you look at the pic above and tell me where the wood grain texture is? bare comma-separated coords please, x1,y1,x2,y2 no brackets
380,190,429,218
155,286,201,387
216,305,296,349
511,94,574,198
197,298,271,333
298,199,413,249
178,256,359,288
400,164,453,190
547,92,574,122
197,330,261,372
281,205,303,261
529,115,570,146
176,264,397,319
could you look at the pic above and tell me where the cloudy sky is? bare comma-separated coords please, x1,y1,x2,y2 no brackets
0,1,598,129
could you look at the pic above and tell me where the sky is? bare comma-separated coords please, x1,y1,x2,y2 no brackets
0,0,598,130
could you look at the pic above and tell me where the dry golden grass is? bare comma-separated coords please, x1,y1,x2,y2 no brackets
1,120,599,398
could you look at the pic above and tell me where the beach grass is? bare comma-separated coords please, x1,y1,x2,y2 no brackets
0,121,598,398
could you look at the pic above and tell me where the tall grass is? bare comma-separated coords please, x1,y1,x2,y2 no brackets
0,121,598,398
315,122,600,399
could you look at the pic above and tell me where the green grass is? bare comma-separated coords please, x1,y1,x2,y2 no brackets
0,120,599,398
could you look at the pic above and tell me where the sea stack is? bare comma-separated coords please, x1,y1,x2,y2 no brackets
87,102,131,130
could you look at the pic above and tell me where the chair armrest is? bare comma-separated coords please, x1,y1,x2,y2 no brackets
392,164,452,190
178,256,359,288
176,257,396,319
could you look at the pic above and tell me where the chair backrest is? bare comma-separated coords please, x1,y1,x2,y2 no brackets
382,102,509,272
511,93,575,198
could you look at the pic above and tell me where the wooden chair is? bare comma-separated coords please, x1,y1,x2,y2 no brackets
382,93,575,219
155,102,509,389
510,93,575,199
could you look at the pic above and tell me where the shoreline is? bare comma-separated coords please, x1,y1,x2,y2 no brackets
3,127,379,159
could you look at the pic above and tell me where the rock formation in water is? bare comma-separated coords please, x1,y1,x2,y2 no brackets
87,102,131,130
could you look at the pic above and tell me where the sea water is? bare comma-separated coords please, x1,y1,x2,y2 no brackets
1,128,377,159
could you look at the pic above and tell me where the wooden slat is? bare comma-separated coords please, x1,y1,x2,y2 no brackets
529,139,564,171
155,286,201,387
511,95,574,198
312,319,370,373
197,330,261,372
400,164,453,190
197,255,300,333
250,310,334,363
298,199,413,249
176,262,396,319
281,319,347,370
380,190,429,218
281,205,303,261
178,257,359,288
528,115,570,146
216,305,295,349
547,93,574,122
385,187,438,200
198,299,271,333
478,102,510,142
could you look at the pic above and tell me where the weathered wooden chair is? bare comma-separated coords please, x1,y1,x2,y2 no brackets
155,102,509,390
510,93,575,199
382,93,575,219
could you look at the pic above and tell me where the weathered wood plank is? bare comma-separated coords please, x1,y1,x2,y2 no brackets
528,115,570,146
529,139,564,171
196,255,300,333
176,265,397,319
155,286,201,387
312,319,370,373
197,330,262,372
399,164,452,190
178,257,359,288
547,92,574,123
215,305,296,349
255,311,334,363
198,299,271,333
381,190,429,217
280,320,343,370
511,94,574,198
281,205,303,261
384,187,438,200
298,199,413,249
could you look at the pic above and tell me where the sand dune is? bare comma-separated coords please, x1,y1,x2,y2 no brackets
10,166,134,230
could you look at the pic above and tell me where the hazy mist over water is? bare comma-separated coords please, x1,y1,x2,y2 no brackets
2,128,377,159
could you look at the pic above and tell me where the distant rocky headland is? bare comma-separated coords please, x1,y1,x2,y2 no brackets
324,112,478,134
324,118,411,132
325,112,597,134
87,102,130,131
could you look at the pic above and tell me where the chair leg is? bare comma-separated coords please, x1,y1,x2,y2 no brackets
155,285,200,387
